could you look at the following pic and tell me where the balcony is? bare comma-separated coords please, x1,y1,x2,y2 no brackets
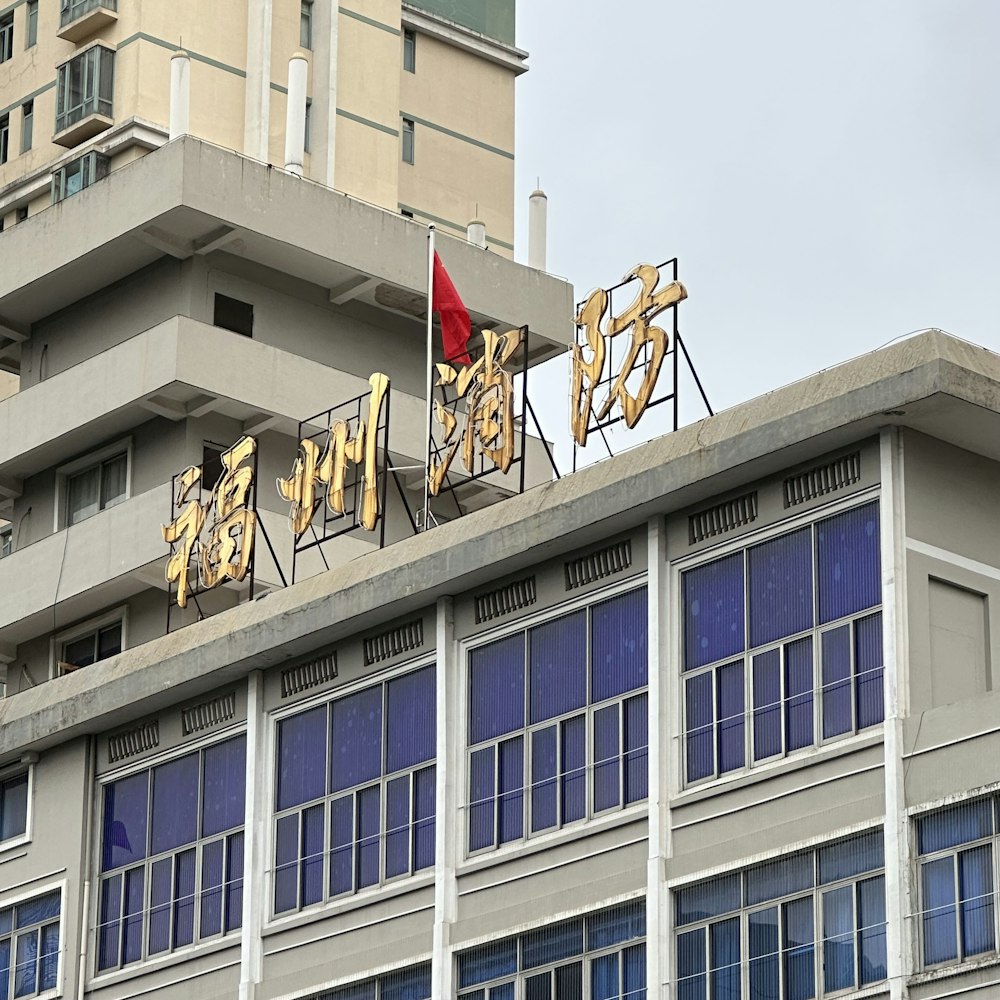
57,0,117,43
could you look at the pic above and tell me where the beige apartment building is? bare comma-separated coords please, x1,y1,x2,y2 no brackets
0,0,521,250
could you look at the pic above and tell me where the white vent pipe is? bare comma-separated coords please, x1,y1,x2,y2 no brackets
528,188,547,271
467,219,486,248
284,53,309,176
169,50,190,140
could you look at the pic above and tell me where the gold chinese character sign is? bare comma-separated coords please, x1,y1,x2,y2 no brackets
428,327,524,497
571,262,688,447
162,435,258,609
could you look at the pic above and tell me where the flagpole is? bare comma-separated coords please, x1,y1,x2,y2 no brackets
423,224,435,531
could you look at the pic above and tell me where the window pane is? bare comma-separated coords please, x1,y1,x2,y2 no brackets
122,867,144,965
685,673,714,782
102,771,148,871
385,775,411,878
530,726,557,833
591,953,618,1000
593,704,620,812
39,924,58,992
821,625,852,738
68,466,99,524
97,623,122,660
469,635,525,744
330,796,354,896
591,588,648,700
782,897,814,1000
530,610,586,723
200,839,224,937
497,737,523,844
922,856,958,965
277,706,327,810
854,611,883,729
469,746,495,852
676,874,741,926
959,844,995,957
63,633,96,668
0,940,9,1000
858,875,887,985
148,857,172,955
274,813,299,913
817,503,880,624
749,527,813,647
588,901,646,950
918,799,993,854
356,786,380,889
683,553,745,670
331,686,383,793
13,929,36,998
151,753,199,855
818,829,884,884
554,962,581,1000
382,963,431,1000
0,772,28,841
522,918,584,969
710,917,740,1000
458,938,518,988
301,803,324,905
101,453,127,507
561,715,586,824
716,661,744,774
752,649,782,761
785,637,813,751
412,766,435,871
622,943,646,1000
173,848,196,947
386,666,435,772
97,875,121,970
676,927,706,1000
747,851,814,905
525,972,550,1000
202,735,246,837
623,693,648,804
822,885,855,993
225,831,244,932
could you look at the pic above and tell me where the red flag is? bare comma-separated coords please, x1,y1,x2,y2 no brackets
432,252,472,365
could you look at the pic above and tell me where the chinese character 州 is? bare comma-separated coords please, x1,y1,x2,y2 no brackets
162,436,258,608
277,372,390,535
428,328,522,496
570,263,687,446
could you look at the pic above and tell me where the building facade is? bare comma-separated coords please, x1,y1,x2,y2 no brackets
0,0,522,250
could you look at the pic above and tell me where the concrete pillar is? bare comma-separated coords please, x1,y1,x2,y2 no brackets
467,219,486,248
244,0,273,161
169,50,190,140
528,188,548,271
284,53,309,177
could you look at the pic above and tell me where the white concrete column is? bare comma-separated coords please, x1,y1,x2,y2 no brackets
284,53,309,176
311,3,339,187
528,188,548,271
169,50,190,140
879,426,913,1000
467,219,486,248
647,517,672,1000
244,0,273,161
432,597,460,1000
239,670,267,1000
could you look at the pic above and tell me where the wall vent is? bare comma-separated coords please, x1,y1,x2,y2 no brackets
182,693,236,736
783,452,861,507
475,576,537,624
364,620,424,666
108,721,160,764
282,653,338,698
565,540,632,591
689,493,758,544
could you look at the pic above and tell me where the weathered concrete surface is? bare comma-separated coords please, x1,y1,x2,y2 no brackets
1,329,998,758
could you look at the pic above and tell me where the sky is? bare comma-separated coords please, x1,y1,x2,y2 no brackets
511,1,1000,466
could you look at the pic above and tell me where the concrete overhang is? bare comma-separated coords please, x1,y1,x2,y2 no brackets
1,330,997,757
0,137,574,364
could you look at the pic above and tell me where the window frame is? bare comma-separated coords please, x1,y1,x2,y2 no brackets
53,438,132,531
0,880,66,1000
20,100,32,154
92,727,247,977
51,151,109,203
268,656,438,922
673,489,883,790
50,607,127,678
54,44,115,136
299,0,313,50
0,13,12,64
401,117,414,165
403,28,416,72
24,1,37,49
460,577,649,862
0,759,34,854
0,115,8,166
0,525,11,560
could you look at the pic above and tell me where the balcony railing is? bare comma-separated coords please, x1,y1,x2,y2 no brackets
59,0,116,29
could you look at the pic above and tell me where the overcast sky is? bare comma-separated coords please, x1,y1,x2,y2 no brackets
512,1,1000,465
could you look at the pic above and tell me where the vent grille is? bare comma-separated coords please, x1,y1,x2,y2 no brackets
784,452,861,507
689,493,759,544
565,540,633,591
182,693,236,736
282,653,338,698
364,620,424,666
475,576,537,624
108,721,160,763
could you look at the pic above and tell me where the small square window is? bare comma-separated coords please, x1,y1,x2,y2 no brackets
0,771,28,842
403,29,416,72
401,118,414,165
0,13,12,64
300,0,313,49
20,99,32,153
15,206,27,224
25,0,37,48
214,293,254,337
0,526,11,559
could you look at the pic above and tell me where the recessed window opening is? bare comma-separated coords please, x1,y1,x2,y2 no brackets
67,452,127,525
213,294,254,337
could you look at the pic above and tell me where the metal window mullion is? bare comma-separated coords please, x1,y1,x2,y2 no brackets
522,630,530,843
849,618,858,735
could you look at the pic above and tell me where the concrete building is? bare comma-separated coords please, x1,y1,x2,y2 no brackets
0,0,523,251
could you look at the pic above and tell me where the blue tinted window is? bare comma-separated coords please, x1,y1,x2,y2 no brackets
102,771,148,871
468,746,495,852
855,612,884,730
716,662,744,774
381,963,431,1000
785,637,813,751
330,686,383,793
458,937,518,988
818,829,884,884
684,553,744,670
530,610,586,724
469,635,525,744
277,705,327,811
386,666,435,772
922,857,957,965
752,649,781,761
202,736,247,837
676,927,706,1000
821,625,852,739
591,588,648,701
151,753,199,855
676,874,741,926
746,850,813,905
588,901,646,950
817,503,881,624
710,917,740,1000
858,875,887,985
960,845,995,957
685,672,714,783
822,885,854,994
918,799,993,854
748,528,813,647
522,918,584,969
748,906,779,999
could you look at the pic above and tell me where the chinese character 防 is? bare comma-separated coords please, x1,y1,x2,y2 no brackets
428,328,522,496
570,263,687,446
277,372,390,535
162,436,258,608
